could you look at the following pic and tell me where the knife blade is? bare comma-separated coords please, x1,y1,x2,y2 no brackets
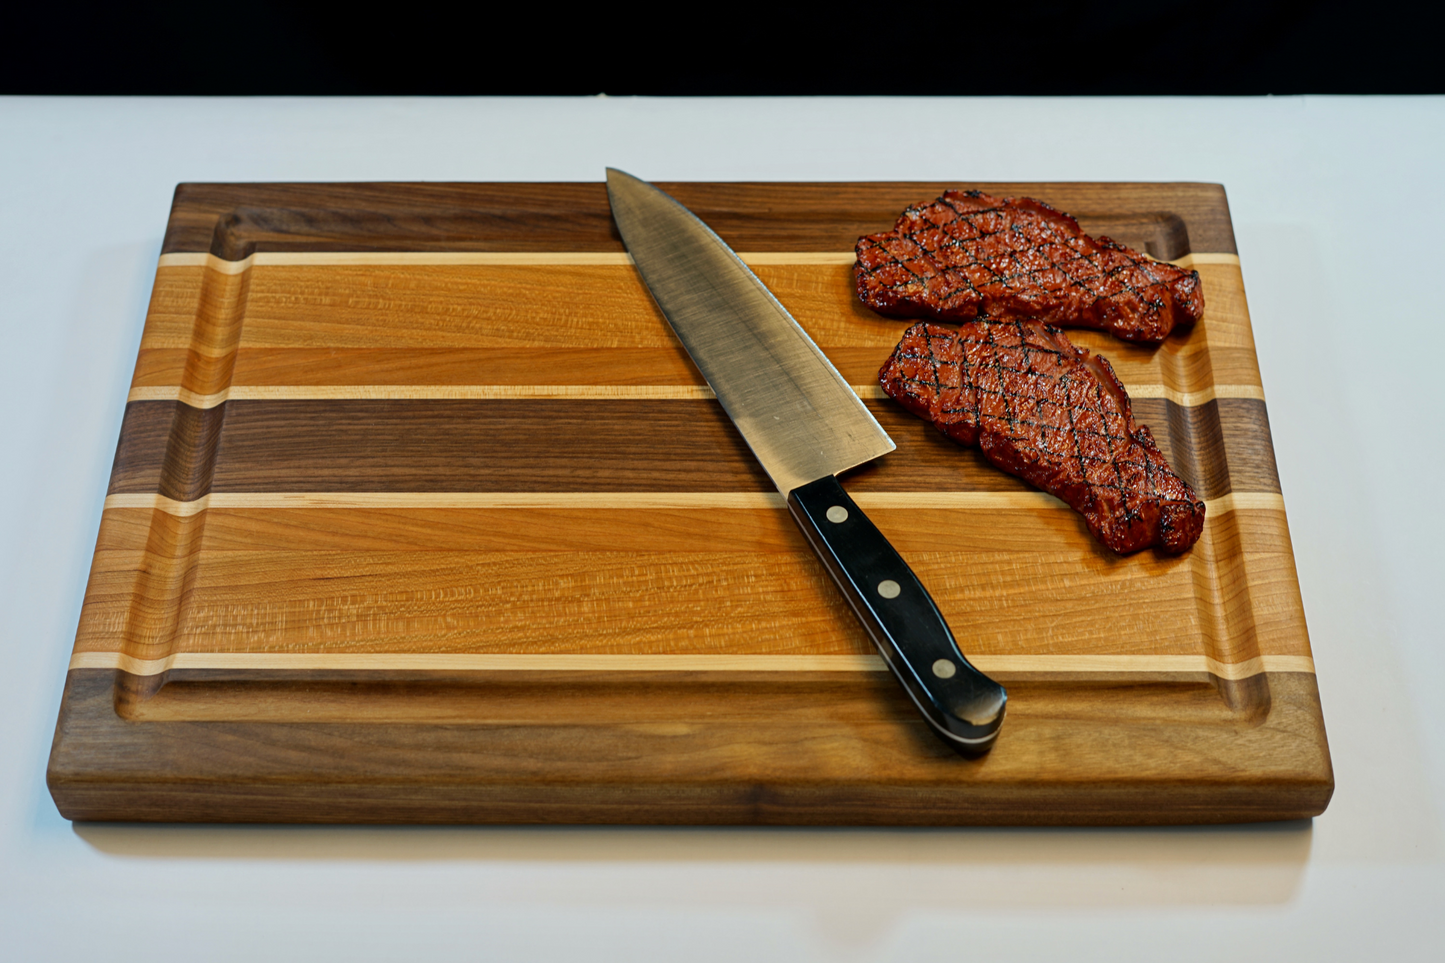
607,169,1006,755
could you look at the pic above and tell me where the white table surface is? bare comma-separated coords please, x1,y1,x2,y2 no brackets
2,96,1442,961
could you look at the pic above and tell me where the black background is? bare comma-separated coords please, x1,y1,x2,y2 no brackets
4,2,1439,95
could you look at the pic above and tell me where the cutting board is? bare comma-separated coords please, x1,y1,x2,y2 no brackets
46,182,1332,824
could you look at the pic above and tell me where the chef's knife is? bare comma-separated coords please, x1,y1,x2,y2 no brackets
607,169,1006,754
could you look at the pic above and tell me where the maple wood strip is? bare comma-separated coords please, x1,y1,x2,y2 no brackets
1208,492,1287,513
120,384,881,406
124,382,1268,408
70,652,883,673
125,385,721,407
155,250,1232,270
100,491,1281,514
1171,253,1240,268
66,651,1312,678
104,491,789,512
156,251,872,270
1126,384,1265,405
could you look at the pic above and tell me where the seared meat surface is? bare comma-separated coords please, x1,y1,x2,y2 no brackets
856,191,1204,344
880,319,1205,554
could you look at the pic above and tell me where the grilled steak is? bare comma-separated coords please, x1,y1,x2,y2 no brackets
856,191,1204,344
879,319,1205,554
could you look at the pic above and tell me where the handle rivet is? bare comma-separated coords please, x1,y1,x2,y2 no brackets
826,505,848,524
932,659,957,679
877,579,901,599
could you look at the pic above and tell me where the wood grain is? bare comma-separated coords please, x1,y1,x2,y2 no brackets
48,181,1328,825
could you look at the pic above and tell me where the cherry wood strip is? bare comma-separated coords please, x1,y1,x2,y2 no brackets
74,494,1305,670
73,547,1309,662
89,501,1283,554
135,261,1250,354
129,259,1261,443
160,182,1238,259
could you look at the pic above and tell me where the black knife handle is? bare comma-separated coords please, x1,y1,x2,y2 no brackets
787,475,1006,755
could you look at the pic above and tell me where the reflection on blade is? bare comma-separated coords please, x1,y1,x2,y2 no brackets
606,168,894,495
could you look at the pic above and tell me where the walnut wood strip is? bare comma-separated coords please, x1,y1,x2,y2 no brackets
48,669,1330,826
105,398,1280,501
109,401,227,502
159,182,1238,258
67,650,1313,679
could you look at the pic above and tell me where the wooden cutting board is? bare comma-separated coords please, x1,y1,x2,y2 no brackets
46,182,1332,824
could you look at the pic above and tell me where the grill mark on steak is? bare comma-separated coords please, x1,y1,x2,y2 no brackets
855,191,1205,344
879,320,1205,554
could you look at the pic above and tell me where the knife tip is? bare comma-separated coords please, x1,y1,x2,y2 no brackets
606,167,646,189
